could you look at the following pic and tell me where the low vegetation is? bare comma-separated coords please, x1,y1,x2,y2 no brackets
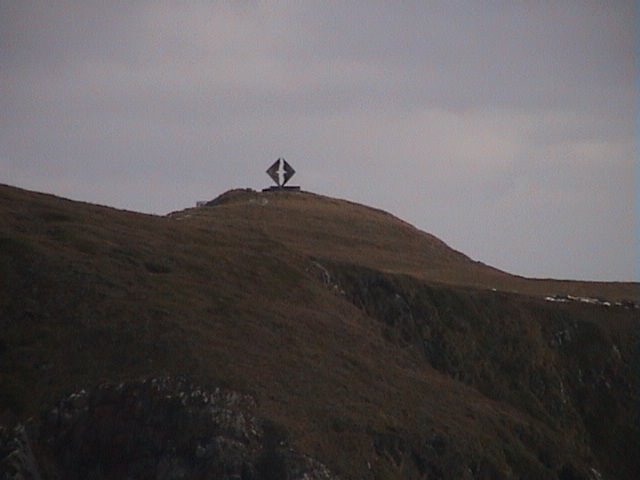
1,184,638,479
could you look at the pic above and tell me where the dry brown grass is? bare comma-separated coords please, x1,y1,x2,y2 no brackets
1,184,638,479
189,189,638,301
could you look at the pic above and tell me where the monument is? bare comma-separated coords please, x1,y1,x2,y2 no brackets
263,158,301,192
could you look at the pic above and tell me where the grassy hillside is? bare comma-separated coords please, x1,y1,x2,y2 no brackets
186,188,638,301
1,184,638,479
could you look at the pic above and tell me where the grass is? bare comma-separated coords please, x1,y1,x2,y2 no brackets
0,184,638,479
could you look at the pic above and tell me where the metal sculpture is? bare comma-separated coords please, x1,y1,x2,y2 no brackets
266,158,296,188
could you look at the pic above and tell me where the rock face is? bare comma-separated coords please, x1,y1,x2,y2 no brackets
0,378,338,480
327,263,639,479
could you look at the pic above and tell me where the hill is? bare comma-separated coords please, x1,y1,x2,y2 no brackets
0,184,638,479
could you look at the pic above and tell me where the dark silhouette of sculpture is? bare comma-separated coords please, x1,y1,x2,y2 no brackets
264,158,300,192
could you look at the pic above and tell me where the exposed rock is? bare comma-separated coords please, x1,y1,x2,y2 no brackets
0,424,42,480
327,263,640,479
1,378,338,480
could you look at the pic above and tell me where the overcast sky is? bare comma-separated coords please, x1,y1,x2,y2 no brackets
1,1,637,281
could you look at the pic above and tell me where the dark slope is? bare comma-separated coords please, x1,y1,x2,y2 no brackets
1,184,638,479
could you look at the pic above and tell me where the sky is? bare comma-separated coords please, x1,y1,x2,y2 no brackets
1,1,637,282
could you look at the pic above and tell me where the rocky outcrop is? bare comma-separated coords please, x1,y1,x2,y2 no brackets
1,377,338,480
325,262,640,480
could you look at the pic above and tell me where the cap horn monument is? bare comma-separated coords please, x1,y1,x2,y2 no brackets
263,158,300,192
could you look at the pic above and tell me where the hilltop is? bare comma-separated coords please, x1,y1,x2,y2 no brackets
1,184,638,479
183,188,638,301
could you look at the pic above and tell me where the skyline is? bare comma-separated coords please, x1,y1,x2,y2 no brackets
1,1,637,281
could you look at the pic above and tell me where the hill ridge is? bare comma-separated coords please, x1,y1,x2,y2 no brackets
172,186,638,302
1,183,638,479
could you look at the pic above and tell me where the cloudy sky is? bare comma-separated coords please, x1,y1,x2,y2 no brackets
1,1,637,281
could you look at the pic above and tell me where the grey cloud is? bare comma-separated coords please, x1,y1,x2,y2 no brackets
0,1,636,280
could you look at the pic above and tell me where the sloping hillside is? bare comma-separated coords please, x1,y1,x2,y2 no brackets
1,184,638,479
186,188,638,301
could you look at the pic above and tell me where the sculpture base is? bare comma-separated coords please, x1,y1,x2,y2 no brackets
261,186,301,192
